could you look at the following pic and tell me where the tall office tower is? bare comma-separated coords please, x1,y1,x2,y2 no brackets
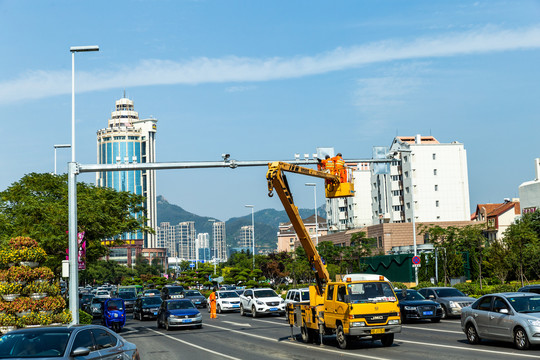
176,221,196,260
372,135,470,224
326,162,373,232
96,96,157,247
212,221,227,262
239,225,253,249
157,222,176,257
196,233,210,262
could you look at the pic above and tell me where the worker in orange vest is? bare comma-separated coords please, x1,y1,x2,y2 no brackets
333,153,347,183
209,287,217,319
317,155,331,171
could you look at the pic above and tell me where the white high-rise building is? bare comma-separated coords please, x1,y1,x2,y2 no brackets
326,162,373,232
372,135,470,223
157,222,176,257
176,221,196,260
212,222,227,262
195,233,210,262
239,225,253,249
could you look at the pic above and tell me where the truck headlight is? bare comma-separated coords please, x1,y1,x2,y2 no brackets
388,319,400,325
351,321,366,327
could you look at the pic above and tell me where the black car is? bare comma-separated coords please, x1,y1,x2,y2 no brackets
161,285,185,300
518,285,540,294
79,294,94,310
117,290,137,313
183,290,207,308
397,289,443,323
0,325,140,359
133,296,162,320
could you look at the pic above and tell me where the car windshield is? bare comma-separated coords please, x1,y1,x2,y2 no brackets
168,301,195,310
254,290,278,298
92,298,105,304
142,297,162,306
347,282,396,303
220,291,238,298
0,331,70,358
507,296,540,313
118,291,136,299
168,287,184,295
397,290,426,301
185,291,202,297
435,288,466,298
106,300,123,311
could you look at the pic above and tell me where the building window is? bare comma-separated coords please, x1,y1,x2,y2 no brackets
436,200,439,207
404,171,409,178
405,187,410,194
406,202,410,209
404,155,408,162
434,184,438,191
433,169,437,176
433,153,436,160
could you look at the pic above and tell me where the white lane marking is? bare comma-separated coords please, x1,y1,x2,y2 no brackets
399,339,540,358
203,322,391,360
401,325,463,334
222,321,252,327
147,328,241,360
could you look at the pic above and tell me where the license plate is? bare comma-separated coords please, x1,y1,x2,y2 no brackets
195,302,201,304
371,328,385,334
269,307,278,311
182,319,192,323
153,312,158,315
423,311,433,316
232,304,239,308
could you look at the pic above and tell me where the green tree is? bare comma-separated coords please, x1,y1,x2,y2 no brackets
503,214,539,286
0,173,151,274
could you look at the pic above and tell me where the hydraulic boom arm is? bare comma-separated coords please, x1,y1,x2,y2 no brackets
266,162,341,295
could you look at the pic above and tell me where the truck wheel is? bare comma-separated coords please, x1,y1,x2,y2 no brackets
240,304,245,316
301,325,313,343
252,306,258,318
380,333,394,347
336,324,349,349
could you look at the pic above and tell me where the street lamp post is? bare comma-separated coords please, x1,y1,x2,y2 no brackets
68,45,99,325
305,183,319,245
53,144,71,175
245,205,255,270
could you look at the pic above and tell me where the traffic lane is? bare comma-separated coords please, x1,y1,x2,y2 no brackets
242,314,540,359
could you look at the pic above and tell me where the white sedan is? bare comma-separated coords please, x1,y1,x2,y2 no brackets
208,291,241,313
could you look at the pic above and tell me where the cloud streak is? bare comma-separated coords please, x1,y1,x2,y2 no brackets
1,25,540,104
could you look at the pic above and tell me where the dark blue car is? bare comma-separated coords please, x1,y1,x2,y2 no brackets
102,298,126,332
157,299,202,331
396,289,443,323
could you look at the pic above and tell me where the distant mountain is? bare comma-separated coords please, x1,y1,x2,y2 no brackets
156,195,325,250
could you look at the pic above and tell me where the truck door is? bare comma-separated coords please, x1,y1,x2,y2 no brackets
324,285,336,329
335,285,349,331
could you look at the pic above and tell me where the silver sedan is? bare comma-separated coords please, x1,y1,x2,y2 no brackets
461,292,540,350
0,324,140,359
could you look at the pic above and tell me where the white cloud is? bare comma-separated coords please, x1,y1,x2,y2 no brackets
225,85,257,93
1,25,540,104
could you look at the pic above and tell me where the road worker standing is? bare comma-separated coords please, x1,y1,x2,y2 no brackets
209,287,217,319
333,153,347,183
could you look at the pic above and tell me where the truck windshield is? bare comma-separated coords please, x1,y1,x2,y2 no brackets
347,282,396,303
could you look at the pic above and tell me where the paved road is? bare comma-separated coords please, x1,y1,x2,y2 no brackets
119,311,540,360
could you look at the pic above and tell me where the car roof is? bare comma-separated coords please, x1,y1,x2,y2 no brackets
421,287,457,290
165,298,191,303
486,292,537,297
7,324,106,335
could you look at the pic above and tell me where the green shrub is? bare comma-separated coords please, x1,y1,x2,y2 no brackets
79,310,92,325
413,281,435,290
392,282,407,290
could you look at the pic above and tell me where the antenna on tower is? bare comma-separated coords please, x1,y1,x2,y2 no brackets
123,89,126,99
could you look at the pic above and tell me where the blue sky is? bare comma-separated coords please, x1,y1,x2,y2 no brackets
1,0,540,221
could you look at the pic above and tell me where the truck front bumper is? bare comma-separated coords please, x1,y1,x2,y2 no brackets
348,324,401,337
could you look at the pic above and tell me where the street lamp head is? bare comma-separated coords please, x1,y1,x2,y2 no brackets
54,144,71,149
305,183,316,187
70,45,99,52
245,205,254,208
